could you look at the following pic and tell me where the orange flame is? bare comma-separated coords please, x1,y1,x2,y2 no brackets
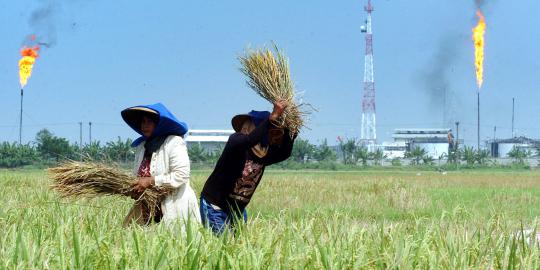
472,10,486,89
19,46,40,88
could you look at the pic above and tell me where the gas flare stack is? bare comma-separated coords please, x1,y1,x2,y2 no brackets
472,10,486,149
18,45,40,144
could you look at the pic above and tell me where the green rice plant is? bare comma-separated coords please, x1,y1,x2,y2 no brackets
1,169,540,268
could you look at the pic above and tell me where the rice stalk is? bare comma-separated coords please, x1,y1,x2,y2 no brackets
239,44,312,135
48,161,172,221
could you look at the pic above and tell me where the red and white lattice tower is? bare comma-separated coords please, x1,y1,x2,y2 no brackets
360,0,377,147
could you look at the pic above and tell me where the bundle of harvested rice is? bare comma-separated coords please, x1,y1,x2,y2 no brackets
239,44,311,135
49,161,172,219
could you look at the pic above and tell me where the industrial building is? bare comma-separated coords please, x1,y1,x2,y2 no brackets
381,141,407,159
488,137,539,158
184,129,234,153
384,128,453,159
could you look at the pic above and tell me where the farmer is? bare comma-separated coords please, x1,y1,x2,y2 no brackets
199,100,296,234
121,103,201,226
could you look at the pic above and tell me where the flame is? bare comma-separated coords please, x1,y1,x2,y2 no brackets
472,10,486,88
19,46,40,88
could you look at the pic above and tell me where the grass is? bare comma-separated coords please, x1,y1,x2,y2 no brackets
1,168,540,269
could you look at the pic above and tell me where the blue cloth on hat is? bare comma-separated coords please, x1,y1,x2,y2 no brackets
121,103,188,147
247,110,270,126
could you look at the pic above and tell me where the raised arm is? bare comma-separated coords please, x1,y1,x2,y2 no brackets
264,129,297,165
227,100,289,151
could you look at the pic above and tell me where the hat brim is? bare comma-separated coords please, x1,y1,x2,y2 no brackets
121,107,160,133
231,114,252,132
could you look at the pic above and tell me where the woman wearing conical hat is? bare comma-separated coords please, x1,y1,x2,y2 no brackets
121,102,201,226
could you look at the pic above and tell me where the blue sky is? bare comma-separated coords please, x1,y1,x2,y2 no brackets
1,0,539,146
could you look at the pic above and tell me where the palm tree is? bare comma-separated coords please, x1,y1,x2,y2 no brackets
338,138,358,165
422,155,434,165
355,145,370,166
508,146,531,165
314,139,337,162
188,143,207,163
475,149,490,165
291,139,315,163
82,141,104,161
405,146,427,166
105,137,134,163
370,148,386,166
461,146,477,165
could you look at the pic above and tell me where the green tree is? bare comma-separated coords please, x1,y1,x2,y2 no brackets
475,149,490,165
291,139,315,163
0,142,38,168
104,137,134,163
35,129,73,162
461,146,477,165
354,145,370,166
205,145,225,164
447,148,460,164
188,143,207,163
82,141,104,161
508,146,531,165
405,146,427,165
338,138,358,165
370,148,386,166
391,157,402,166
313,139,337,162
422,155,434,166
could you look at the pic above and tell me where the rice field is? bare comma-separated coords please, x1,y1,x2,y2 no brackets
2,168,540,269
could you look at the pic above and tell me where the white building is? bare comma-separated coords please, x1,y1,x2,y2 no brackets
382,141,407,159
488,137,539,158
184,129,234,153
384,128,452,159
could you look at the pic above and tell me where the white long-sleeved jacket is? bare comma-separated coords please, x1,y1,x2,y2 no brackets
132,135,201,224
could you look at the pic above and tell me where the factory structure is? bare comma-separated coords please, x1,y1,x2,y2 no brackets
357,1,539,161
488,137,539,158
186,1,538,163
184,129,233,153
382,128,455,159
358,2,453,160
380,130,540,160
359,2,456,160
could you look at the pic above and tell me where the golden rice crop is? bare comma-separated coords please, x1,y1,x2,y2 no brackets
49,161,172,222
239,44,311,135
